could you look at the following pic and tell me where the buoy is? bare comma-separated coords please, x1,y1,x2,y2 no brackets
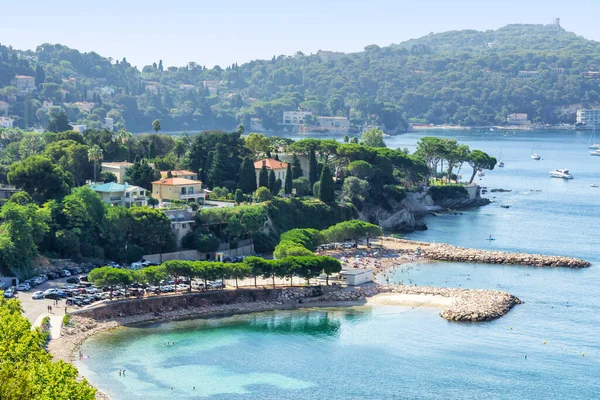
582,352,585,357
510,326,513,330
544,340,547,345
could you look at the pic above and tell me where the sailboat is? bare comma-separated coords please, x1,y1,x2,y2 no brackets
531,144,541,160
588,127,599,149
497,150,504,167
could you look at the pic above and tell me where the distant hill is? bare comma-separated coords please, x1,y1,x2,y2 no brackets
1,23,600,132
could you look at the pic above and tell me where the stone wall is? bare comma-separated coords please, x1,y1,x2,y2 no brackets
142,250,200,264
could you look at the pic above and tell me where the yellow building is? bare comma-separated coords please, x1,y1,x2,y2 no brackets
101,162,134,184
151,178,205,204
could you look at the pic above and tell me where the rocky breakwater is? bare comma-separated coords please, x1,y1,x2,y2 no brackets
423,244,591,268
384,285,521,322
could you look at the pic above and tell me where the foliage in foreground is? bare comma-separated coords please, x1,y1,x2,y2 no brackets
0,294,96,400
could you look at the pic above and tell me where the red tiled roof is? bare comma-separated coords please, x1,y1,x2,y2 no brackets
253,158,288,170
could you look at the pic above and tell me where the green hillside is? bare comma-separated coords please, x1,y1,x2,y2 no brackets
1,23,599,132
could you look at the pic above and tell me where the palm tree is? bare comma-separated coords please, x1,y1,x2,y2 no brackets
114,129,133,161
173,137,189,159
88,145,103,183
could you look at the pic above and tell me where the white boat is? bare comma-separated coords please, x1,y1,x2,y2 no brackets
588,127,599,149
477,169,485,177
531,153,541,160
591,184,598,188
549,169,573,179
590,149,600,156
497,160,505,167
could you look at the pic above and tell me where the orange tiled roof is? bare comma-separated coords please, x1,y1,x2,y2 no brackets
160,170,197,177
151,177,202,186
253,158,288,170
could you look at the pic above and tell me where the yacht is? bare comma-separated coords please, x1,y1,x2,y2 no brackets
590,149,600,156
550,169,573,179
531,153,541,160
591,184,599,188
477,169,485,177
497,160,505,167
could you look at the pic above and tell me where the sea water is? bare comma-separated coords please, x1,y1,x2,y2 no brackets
77,130,600,399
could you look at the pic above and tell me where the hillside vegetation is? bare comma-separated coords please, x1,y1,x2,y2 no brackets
1,23,599,131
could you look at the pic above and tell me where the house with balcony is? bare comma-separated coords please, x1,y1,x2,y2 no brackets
254,158,288,185
151,178,205,204
164,208,196,248
159,169,198,181
91,182,148,207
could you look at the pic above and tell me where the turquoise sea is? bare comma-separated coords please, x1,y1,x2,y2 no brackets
77,130,600,399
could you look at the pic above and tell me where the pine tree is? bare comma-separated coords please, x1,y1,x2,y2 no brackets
284,163,293,195
292,154,303,178
318,164,335,203
308,149,318,186
258,164,269,188
202,151,214,185
268,170,276,194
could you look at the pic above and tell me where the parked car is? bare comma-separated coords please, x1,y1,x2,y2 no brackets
4,288,15,298
61,270,72,277
15,284,30,291
209,280,225,289
66,277,79,284
32,291,45,300
66,297,83,306
47,272,59,280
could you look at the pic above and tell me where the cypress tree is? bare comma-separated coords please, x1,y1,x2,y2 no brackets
268,170,276,194
318,164,335,203
292,154,303,178
284,163,293,195
208,143,228,188
258,164,269,188
308,149,318,186
274,153,280,161
202,151,214,185
239,157,257,194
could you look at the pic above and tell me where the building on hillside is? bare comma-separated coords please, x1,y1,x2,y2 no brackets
517,70,539,78
283,111,312,125
12,75,36,92
86,88,101,100
160,170,198,180
576,109,600,127
41,101,54,112
250,118,265,132
316,116,350,133
277,153,308,177
551,67,565,74
0,185,19,199
317,50,346,62
152,178,205,204
506,113,530,125
91,182,148,207
0,101,9,115
101,161,134,183
71,101,95,113
179,84,195,91
338,268,373,286
254,158,288,186
582,71,600,79
0,117,14,128
164,208,195,249
104,117,114,131
203,80,223,95
71,124,87,133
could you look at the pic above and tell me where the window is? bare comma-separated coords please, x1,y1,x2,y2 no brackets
182,223,187,229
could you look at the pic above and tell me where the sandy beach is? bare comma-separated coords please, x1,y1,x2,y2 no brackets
367,292,454,308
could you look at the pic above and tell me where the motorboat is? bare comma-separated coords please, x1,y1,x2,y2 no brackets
590,149,600,156
549,169,573,179
497,160,505,167
477,169,485,177
531,153,541,160
591,184,599,188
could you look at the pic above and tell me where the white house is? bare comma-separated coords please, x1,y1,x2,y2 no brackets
339,268,373,286
12,75,36,92
576,109,600,127
104,117,114,131
283,111,312,125
203,80,223,95
254,158,289,186
506,113,529,125
317,116,350,133
0,117,14,128
91,182,148,207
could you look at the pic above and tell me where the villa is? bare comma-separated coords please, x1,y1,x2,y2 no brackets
159,169,198,181
91,182,148,207
101,162,134,183
254,158,288,185
151,177,205,204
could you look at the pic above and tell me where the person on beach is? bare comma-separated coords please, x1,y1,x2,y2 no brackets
119,370,122,376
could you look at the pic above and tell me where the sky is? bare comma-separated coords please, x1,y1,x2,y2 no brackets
1,0,598,69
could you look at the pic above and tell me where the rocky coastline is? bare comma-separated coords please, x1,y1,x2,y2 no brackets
422,243,591,268
380,285,522,322
380,237,591,268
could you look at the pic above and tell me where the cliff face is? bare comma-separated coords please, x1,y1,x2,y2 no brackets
359,185,488,233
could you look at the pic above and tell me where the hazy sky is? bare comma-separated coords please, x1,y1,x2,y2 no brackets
1,0,598,69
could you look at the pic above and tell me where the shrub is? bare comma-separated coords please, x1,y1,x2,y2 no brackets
256,186,273,202
427,184,468,202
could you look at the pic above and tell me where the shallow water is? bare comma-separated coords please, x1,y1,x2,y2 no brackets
78,130,600,399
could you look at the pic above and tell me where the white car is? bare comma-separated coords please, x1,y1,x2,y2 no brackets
15,284,30,291
44,288,58,295
32,291,45,299
62,270,72,276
